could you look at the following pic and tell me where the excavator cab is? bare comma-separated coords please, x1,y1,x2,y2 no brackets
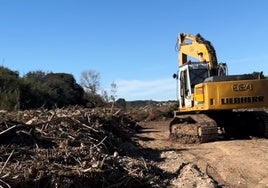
176,62,210,108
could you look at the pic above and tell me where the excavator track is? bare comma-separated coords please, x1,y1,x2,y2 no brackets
255,111,268,138
207,110,268,139
169,111,268,144
169,114,218,144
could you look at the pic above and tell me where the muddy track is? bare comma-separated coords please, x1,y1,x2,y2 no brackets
135,120,268,188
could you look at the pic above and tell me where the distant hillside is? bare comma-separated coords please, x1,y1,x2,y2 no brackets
126,100,176,108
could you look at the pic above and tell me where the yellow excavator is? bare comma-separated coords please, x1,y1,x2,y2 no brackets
170,33,268,143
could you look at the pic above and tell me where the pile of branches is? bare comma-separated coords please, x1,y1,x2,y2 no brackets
0,107,169,187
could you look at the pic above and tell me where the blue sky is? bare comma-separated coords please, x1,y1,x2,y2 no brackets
1,1,268,101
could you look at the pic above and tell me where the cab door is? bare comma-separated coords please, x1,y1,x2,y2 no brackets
178,65,192,108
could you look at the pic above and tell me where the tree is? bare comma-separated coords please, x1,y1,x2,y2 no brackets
110,82,117,113
20,70,48,109
21,71,84,109
43,73,84,108
101,90,109,103
80,70,100,94
80,70,104,108
24,70,46,80
115,98,126,110
0,66,20,110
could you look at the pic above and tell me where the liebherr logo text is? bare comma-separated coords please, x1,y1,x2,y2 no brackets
232,83,253,91
221,96,264,104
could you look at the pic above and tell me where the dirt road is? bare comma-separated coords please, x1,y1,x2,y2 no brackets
135,120,268,188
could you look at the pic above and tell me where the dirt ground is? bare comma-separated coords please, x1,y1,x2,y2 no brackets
135,120,268,188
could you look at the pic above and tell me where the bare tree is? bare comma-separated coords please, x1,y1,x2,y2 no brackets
101,90,109,103
80,70,100,94
110,82,117,113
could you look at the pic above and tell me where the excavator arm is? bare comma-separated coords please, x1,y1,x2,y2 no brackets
178,33,219,75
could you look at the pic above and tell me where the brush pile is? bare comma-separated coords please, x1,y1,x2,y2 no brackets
0,107,169,188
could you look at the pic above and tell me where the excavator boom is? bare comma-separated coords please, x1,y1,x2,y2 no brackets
178,33,220,76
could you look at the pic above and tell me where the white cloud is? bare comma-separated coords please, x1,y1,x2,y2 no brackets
115,78,177,101
227,54,268,75
229,55,268,64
